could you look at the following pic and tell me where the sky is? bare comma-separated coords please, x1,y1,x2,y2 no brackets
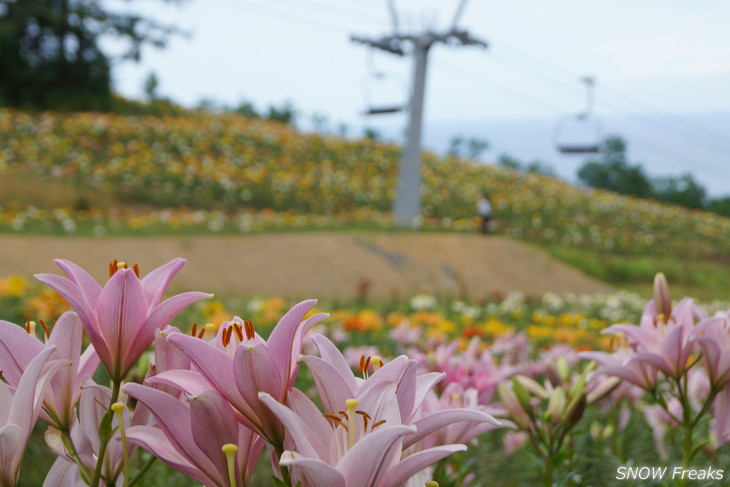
112,0,730,195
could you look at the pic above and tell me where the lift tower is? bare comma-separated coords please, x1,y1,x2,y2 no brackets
352,1,487,226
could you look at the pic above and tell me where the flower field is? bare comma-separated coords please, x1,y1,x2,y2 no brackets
2,110,730,260
4,264,730,486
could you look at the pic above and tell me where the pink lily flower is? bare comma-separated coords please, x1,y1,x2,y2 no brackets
259,387,468,487
415,383,506,448
165,300,327,444
691,316,730,388
0,346,67,487
123,383,264,487
0,312,99,427
590,297,704,382
35,258,211,381
44,382,150,487
301,334,500,449
580,348,659,391
713,386,730,447
422,337,515,404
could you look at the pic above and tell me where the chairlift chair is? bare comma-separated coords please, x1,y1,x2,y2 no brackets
361,48,405,116
554,77,604,154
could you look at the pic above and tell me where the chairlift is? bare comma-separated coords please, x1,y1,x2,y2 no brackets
361,48,405,116
554,77,603,154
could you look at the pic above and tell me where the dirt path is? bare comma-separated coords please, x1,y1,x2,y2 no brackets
0,233,613,299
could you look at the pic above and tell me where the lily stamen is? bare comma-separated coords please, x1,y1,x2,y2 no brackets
39,320,50,339
244,320,255,340
323,414,348,430
25,321,36,335
233,322,244,342
356,410,371,431
222,327,233,347
191,323,198,337
371,356,384,371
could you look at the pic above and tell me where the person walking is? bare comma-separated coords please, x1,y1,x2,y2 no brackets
477,193,493,234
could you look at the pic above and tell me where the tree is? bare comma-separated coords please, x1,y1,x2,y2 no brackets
447,135,489,160
0,0,186,111
707,197,730,217
577,136,654,199
653,174,707,209
497,153,556,176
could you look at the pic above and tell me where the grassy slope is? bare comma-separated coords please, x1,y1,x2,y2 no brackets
1,110,729,298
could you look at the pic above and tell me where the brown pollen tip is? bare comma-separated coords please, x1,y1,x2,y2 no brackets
233,322,243,342
222,327,233,347
244,320,255,340
40,320,50,337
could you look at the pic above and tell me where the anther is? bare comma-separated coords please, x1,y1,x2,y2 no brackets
222,327,232,347
323,414,348,429
197,327,206,339
40,320,50,338
244,320,255,340
372,419,386,430
356,410,371,431
371,356,383,371
191,323,198,337
25,321,36,335
133,263,140,278
233,322,243,342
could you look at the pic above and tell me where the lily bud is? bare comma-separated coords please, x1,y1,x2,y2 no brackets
564,393,587,426
587,376,620,404
498,382,531,429
557,357,570,383
516,376,550,400
546,387,566,423
511,377,533,416
653,272,672,321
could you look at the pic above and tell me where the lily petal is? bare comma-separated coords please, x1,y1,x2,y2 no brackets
376,444,467,487
279,451,345,487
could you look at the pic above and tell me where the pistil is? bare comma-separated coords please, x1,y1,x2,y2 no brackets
346,399,358,448
222,444,238,487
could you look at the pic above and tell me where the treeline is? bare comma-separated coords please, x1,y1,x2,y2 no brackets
499,136,730,217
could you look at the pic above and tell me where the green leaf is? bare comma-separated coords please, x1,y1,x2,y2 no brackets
97,408,115,443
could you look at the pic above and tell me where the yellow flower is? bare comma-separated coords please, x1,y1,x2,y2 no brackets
0,275,28,297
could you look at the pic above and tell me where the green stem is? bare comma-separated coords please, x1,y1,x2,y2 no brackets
91,380,121,487
127,456,157,487
274,443,293,487
59,426,92,484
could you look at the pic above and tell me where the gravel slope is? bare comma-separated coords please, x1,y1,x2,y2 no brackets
0,233,613,299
